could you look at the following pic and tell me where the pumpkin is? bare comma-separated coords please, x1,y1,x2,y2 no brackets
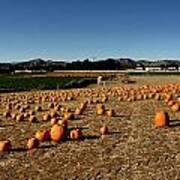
75,108,83,115
50,124,65,142
35,105,42,112
0,140,11,152
177,97,180,103
48,103,54,109
171,103,180,112
59,119,68,132
143,94,147,100
6,104,12,111
154,94,160,100
106,109,115,117
70,129,82,140
42,114,51,121
16,114,24,122
19,107,26,113
96,107,104,115
100,125,108,135
80,101,87,109
148,93,154,99
167,100,175,107
154,111,169,127
24,104,30,110
29,110,35,116
27,137,39,150
67,96,73,101
96,104,105,109
35,129,50,142
136,94,143,100
164,94,172,102
29,115,37,123
50,111,58,118
118,97,123,101
3,111,11,118
11,113,17,120
101,96,107,103
50,118,58,126
54,104,62,111
15,104,21,110
96,104,105,115
24,112,29,119
63,112,74,120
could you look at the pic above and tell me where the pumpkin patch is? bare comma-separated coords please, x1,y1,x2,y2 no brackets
0,76,179,179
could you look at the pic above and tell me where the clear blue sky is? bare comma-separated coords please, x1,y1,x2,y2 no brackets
0,0,180,62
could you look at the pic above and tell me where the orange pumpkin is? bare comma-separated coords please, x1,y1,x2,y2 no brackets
106,109,115,117
171,103,180,112
27,138,39,150
167,100,175,107
19,107,26,113
54,104,62,111
50,111,58,118
96,107,104,115
75,108,83,115
48,103,54,109
80,102,87,109
24,112,29,119
154,94,161,100
35,105,42,112
96,104,105,109
101,96,107,103
35,129,49,142
164,93,173,102
50,118,58,126
29,115,37,123
29,110,35,116
63,112,74,120
100,125,109,135
16,114,24,122
42,114,51,121
70,129,82,140
177,97,180,103
3,111,11,118
50,124,65,142
59,119,68,131
11,113,17,120
96,104,104,115
0,140,11,152
154,111,169,127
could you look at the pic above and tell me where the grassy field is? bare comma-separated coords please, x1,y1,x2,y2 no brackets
0,75,179,179
0,75,95,92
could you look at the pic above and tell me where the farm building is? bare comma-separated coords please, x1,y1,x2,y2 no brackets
145,67,162,72
14,69,47,74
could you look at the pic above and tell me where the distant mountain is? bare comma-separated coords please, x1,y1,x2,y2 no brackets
14,58,67,71
0,58,180,73
0,63,13,73
117,58,137,69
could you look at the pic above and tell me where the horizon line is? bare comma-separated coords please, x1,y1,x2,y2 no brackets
1,56,180,63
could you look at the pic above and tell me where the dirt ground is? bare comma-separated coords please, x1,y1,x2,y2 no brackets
0,75,180,180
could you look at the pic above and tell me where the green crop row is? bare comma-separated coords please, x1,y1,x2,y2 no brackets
0,76,95,92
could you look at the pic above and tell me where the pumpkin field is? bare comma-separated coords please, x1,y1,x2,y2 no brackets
0,75,180,179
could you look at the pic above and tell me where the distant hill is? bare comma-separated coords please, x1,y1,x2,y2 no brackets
14,58,67,71
117,58,137,68
0,58,180,73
